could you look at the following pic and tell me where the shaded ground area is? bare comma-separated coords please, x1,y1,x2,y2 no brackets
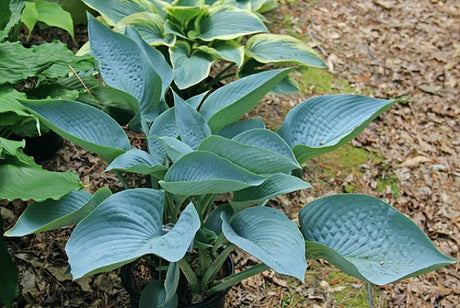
2,0,459,307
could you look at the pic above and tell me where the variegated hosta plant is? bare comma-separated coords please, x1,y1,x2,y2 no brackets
5,13,455,308
80,0,325,94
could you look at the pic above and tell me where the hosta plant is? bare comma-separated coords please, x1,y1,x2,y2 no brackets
4,12,455,308
81,0,325,95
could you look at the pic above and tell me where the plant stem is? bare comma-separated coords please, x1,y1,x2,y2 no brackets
202,243,235,288
206,263,270,296
178,257,200,293
207,63,236,88
114,170,131,189
367,282,374,308
211,232,225,256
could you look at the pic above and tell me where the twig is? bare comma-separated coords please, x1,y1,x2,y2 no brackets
307,25,328,57
366,41,379,85
367,282,374,308
67,64,95,98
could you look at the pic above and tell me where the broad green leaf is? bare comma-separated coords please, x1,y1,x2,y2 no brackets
222,207,307,281
0,216,19,308
200,68,291,132
22,0,74,40
139,281,178,308
157,136,193,163
0,87,38,137
192,7,267,41
159,151,266,196
115,12,175,46
0,41,93,85
299,194,456,285
0,0,25,41
66,189,200,278
82,0,159,24
0,137,35,165
233,128,297,163
246,34,326,68
232,173,311,207
21,99,130,163
88,14,162,124
216,118,265,139
170,41,216,89
165,6,202,27
198,135,299,174
106,149,167,178
125,25,173,100
5,189,112,236
0,164,82,202
174,92,211,149
146,136,166,164
277,95,398,164
149,108,178,138
197,40,244,67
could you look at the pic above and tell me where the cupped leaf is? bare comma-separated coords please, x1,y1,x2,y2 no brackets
139,281,178,308
22,0,74,40
170,41,216,89
0,164,82,202
200,68,291,132
21,99,130,162
149,108,178,138
106,149,167,178
174,92,211,149
66,189,200,278
246,33,326,67
159,151,266,196
299,194,456,285
5,189,112,237
222,207,307,281
216,118,265,139
88,14,162,124
198,135,299,174
82,0,159,24
233,128,297,163
158,136,193,163
208,40,244,67
232,173,311,208
277,95,398,163
192,6,267,41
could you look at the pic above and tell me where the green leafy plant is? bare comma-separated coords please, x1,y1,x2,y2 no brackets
81,0,325,96
4,14,455,307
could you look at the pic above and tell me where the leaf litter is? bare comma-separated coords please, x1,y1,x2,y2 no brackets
2,0,459,307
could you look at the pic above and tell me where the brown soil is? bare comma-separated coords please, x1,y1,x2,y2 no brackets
2,0,459,307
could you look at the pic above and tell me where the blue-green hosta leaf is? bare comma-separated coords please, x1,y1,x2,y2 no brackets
233,128,297,163
125,26,173,100
232,173,311,208
0,216,19,308
198,135,299,174
21,99,130,163
192,6,267,41
158,136,193,163
0,0,24,41
204,203,233,235
88,14,162,124
170,41,216,89
139,281,178,308
186,91,208,109
299,194,456,285
198,41,244,67
277,95,398,164
159,151,266,196
115,12,175,46
222,207,307,281
106,149,167,178
149,108,178,138
200,68,291,132
22,0,74,40
5,189,112,237
216,118,265,139
82,0,159,24
0,164,82,202
246,34,326,68
66,189,200,278
147,136,166,164
174,92,211,149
